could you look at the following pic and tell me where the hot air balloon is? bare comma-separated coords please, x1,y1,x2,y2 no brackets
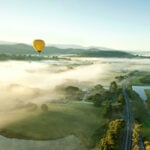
33,39,45,53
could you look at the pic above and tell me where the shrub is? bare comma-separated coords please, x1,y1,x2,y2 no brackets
41,104,48,112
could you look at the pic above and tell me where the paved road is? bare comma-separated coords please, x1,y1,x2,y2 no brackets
121,81,134,150
139,132,145,150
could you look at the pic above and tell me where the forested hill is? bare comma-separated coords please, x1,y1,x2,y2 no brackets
0,43,134,58
78,49,134,58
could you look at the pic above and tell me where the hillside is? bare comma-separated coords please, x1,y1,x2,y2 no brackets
0,44,134,60
0,44,84,55
78,49,134,58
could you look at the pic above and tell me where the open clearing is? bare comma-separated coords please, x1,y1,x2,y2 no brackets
130,71,150,141
145,90,150,99
0,135,85,150
1,102,103,149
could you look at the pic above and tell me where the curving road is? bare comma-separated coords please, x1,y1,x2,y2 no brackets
121,81,134,150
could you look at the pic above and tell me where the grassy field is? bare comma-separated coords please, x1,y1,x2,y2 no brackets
145,90,150,99
0,135,85,150
143,90,150,139
130,72,150,141
131,71,150,85
129,88,148,122
0,102,104,149
128,88,150,140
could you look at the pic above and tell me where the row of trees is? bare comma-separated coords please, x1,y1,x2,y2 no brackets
132,124,142,150
87,81,124,107
91,81,126,149
99,119,125,150
144,141,150,150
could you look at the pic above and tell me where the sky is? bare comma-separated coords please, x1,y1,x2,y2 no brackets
0,0,150,50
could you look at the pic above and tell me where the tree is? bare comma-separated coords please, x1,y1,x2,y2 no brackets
115,75,125,82
41,104,48,112
94,84,103,89
110,81,118,93
103,91,112,101
103,101,112,120
146,145,150,150
87,93,103,107
145,142,150,150
117,87,122,95
118,93,124,105
99,119,125,150
93,93,103,107
64,86,83,101
132,124,142,150
126,84,132,98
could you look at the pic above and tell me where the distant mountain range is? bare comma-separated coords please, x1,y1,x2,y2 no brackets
0,43,135,59
129,51,150,57
0,41,16,45
47,44,116,51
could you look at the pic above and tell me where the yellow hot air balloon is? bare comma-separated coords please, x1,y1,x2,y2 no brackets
33,39,45,53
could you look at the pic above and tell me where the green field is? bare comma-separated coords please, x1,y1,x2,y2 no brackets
131,71,150,85
0,102,104,149
129,89,150,141
143,90,150,139
130,73,150,141
145,90,150,99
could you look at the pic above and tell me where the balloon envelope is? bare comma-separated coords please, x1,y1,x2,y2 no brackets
33,39,45,53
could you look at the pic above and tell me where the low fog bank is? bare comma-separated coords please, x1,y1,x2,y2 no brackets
0,58,149,126
0,60,109,108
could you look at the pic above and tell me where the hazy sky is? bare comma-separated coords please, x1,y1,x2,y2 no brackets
0,0,150,50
